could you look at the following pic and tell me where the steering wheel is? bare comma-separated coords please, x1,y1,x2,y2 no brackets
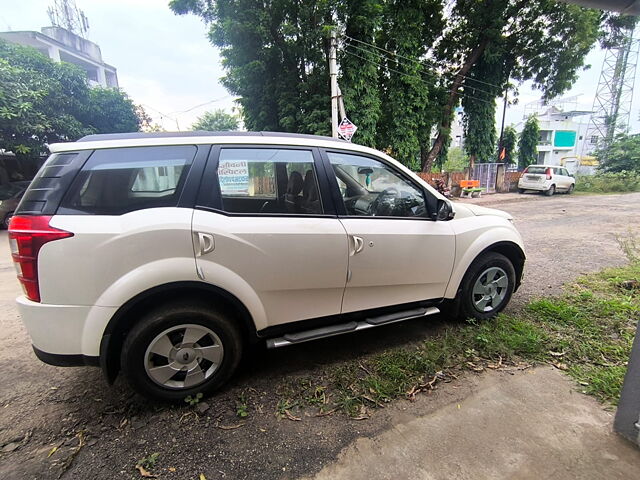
368,187,398,216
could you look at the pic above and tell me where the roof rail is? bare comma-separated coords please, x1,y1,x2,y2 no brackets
76,131,345,143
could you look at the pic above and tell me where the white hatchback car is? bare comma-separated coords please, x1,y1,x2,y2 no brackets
10,132,525,401
518,165,575,196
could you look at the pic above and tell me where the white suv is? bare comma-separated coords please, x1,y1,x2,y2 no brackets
518,165,575,196
9,132,525,401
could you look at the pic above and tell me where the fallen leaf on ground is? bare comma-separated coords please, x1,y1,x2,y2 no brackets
135,465,157,478
199,474,207,480
168,467,176,472
552,362,568,371
47,446,59,457
216,422,244,430
548,351,566,357
284,410,301,421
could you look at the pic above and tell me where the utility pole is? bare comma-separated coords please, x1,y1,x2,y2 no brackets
497,87,508,161
329,29,339,138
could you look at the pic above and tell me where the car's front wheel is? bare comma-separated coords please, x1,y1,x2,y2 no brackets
459,252,516,321
121,301,243,402
567,184,574,194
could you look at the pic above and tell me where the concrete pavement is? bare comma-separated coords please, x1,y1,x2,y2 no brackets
306,367,640,480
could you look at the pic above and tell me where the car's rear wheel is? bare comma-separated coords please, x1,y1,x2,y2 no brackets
121,302,243,402
567,184,574,194
459,252,516,321
518,188,525,194
544,185,555,196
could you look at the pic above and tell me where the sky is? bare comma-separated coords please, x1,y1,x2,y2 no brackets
0,0,638,134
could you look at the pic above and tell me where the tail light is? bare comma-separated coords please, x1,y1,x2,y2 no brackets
8,216,73,302
545,168,552,180
523,167,529,174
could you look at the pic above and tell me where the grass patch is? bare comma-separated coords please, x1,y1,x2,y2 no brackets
575,172,640,193
274,260,639,417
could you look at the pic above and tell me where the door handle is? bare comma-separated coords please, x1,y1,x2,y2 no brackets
351,235,364,255
196,232,215,256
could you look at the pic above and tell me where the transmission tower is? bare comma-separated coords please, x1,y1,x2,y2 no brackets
47,0,90,38
584,28,638,157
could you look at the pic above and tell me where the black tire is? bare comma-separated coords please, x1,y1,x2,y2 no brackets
566,184,574,194
544,185,555,196
2,212,13,229
121,302,243,402
518,188,525,194
458,252,516,321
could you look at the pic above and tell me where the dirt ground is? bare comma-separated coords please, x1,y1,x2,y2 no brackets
0,192,638,480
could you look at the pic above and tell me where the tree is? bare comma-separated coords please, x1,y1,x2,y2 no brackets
518,115,539,169
191,109,240,131
423,1,607,171
79,87,141,134
0,40,141,159
501,125,518,165
171,0,334,135
170,1,623,172
596,133,640,173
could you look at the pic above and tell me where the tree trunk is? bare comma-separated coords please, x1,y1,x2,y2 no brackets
422,37,490,172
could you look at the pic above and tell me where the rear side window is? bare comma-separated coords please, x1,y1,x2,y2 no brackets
59,146,196,215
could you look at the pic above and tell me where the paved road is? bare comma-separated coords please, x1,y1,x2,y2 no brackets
0,192,638,479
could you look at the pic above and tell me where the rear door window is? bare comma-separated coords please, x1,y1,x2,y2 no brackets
59,146,196,215
215,148,323,215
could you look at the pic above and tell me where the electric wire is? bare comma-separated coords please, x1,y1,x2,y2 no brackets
343,34,504,91
342,46,497,106
343,40,499,99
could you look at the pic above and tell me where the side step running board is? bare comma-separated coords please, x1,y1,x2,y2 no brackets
266,306,440,349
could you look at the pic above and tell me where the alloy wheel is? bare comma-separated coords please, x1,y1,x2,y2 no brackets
144,324,224,390
471,267,509,313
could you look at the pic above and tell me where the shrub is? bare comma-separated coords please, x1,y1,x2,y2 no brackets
574,171,640,193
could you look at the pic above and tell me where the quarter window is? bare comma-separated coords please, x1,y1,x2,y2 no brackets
59,146,195,215
217,148,323,214
327,152,426,218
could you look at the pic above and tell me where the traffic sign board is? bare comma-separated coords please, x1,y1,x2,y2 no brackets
337,117,357,142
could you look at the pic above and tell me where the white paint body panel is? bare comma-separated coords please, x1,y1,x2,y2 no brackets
192,211,349,330
339,218,455,312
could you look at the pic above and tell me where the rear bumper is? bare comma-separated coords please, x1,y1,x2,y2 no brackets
518,179,551,191
32,345,99,367
16,295,116,359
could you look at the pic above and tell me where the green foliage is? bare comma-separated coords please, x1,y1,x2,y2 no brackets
518,115,539,169
575,172,640,193
0,39,140,159
184,392,203,406
439,146,467,173
79,87,140,134
191,109,240,131
373,0,444,168
137,452,160,470
501,125,517,165
596,133,640,173
170,1,616,172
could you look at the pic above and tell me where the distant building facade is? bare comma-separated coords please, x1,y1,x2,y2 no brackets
0,26,118,88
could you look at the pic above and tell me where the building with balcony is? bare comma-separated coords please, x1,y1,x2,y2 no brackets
531,106,597,175
0,26,118,88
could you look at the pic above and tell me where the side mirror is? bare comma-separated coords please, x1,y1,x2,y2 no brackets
435,199,454,221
